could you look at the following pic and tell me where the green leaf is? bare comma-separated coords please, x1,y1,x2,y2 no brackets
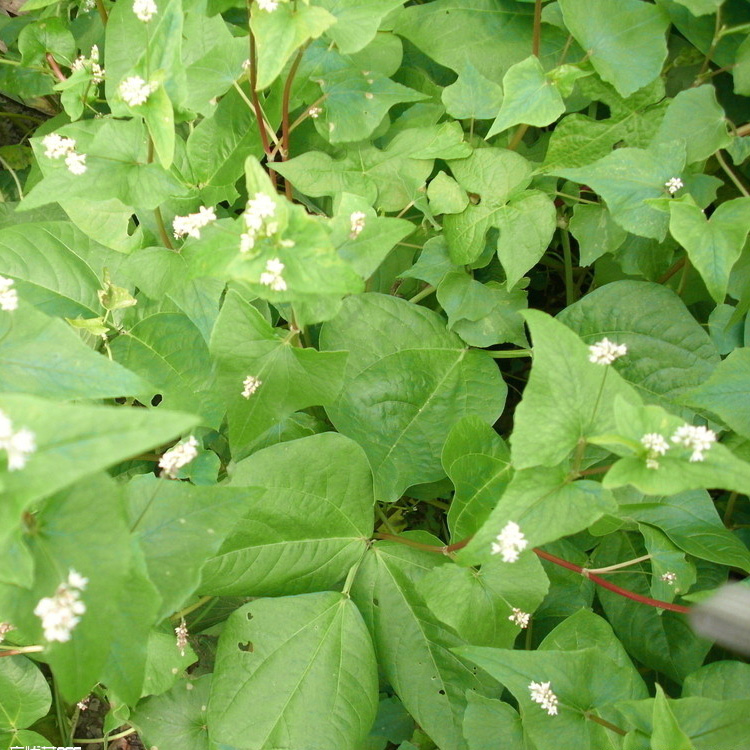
640,525,696,602
683,661,750,699
558,0,669,97
251,2,336,90
127,476,251,618
23,120,188,212
132,674,211,750
683,348,750,439
599,396,750,497
457,644,645,750
442,415,512,540
0,656,51,731
668,196,750,304
651,681,695,749
18,18,75,67
417,553,548,648
141,630,198,698
110,312,222,427
393,0,570,84
487,55,565,137
558,280,720,413
673,0,722,15
651,85,730,164
400,236,455,287
554,140,686,240
441,63,504,120
209,290,348,455
351,541,500,750
457,466,617,567
619,489,750,572
463,693,525,750
510,309,639,469
0,302,149,400
141,84,176,170
495,189,556,288
318,0,405,54
568,205,628,266
0,394,197,535
200,432,373,596
427,172,469,216
208,592,378,750
321,293,507,502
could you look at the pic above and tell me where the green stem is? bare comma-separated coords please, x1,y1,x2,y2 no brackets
716,150,750,197
94,0,108,25
694,8,722,85
0,155,24,199
147,138,175,250
281,46,306,199
658,256,686,284
555,191,599,205
585,554,651,574
676,256,691,297
375,505,397,534
342,545,369,596
532,0,542,57
508,123,529,150
560,224,575,306
724,492,739,527
487,348,532,359
584,712,627,736
169,595,213,623
409,285,436,304
75,727,136,744
576,464,613,477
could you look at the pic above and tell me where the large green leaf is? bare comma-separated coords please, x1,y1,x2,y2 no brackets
127,476,252,618
0,303,149,400
463,693,524,750
320,293,506,502
683,347,750,439
441,62,504,120
668,196,750,304
558,281,720,413
208,592,378,750
200,432,373,596
0,393,197,535
209,290,347,456
351,540,500,750
554,140,686,240
568,204,627,266
558,0,669,97
319,0,405,54
510,309,639,469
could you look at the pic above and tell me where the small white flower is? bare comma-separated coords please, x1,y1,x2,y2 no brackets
246,192,276,220
259,257,287,291
34,569,87,643
256,0,279,10
641,432,670,470
671,423,717,462
79,0,96,11
77,696,90,711
119,76,155,107
43,133,77,160
240,232,255,254
65,151,87,175
279,239,295,248
0,276,18,311
588,337,627,366
175,618,189,657
71,46,104,83
665,177,684,195
0,622,13,642
349,211,367,239
308,106,322,119
5,427,36,471
529,681,558,716
242,59,251,72
159,436,199,478
173,206,217,240
133,0,157,21
491,521,528,563
508,608,531,628
242,375,262,399
661,571,677,585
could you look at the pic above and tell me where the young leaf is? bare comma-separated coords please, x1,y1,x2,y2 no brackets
441,63,504,121
208,592,378,749
0,656,51,733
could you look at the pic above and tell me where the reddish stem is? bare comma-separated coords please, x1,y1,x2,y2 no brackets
281,47,305,200
248,30,276,188
533,547,690,614
46,53,67,82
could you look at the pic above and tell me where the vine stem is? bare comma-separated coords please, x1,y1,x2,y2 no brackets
560,224,575,306
716,150,750,197
658,256,686,284
45,53,67,82
584,554,651,575
373,534,689,613
532,0,543,57
408,285,436,304
169,594,213,623
0,644,44,657
585,712,627,736
247,17,277,187
147,138,175,250
95,0,109,26
75,727,136,744
281,46,306,199
488,349,532,359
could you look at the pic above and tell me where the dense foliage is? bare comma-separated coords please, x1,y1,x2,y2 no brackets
2,0,750,747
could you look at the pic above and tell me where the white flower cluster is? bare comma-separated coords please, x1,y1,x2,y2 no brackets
0,409,35,471
641,432,670,470
257,0,280,10
665,177,684,195
119,76,157,107
508,608,531,628
42,133,87,175
529,681,558,716
173,206,217,240
34,569,88,642
671,423,716,462
133,0,157,22
259,258,287,291
491,521,528,563
159,436,199,478
0,276,18,311
661,571,677,585
240,192,278,254
349,211,367,239
71,45,104,84
175,617,189,656
588,337,627,365
242,375,262,399
308,106,322,119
